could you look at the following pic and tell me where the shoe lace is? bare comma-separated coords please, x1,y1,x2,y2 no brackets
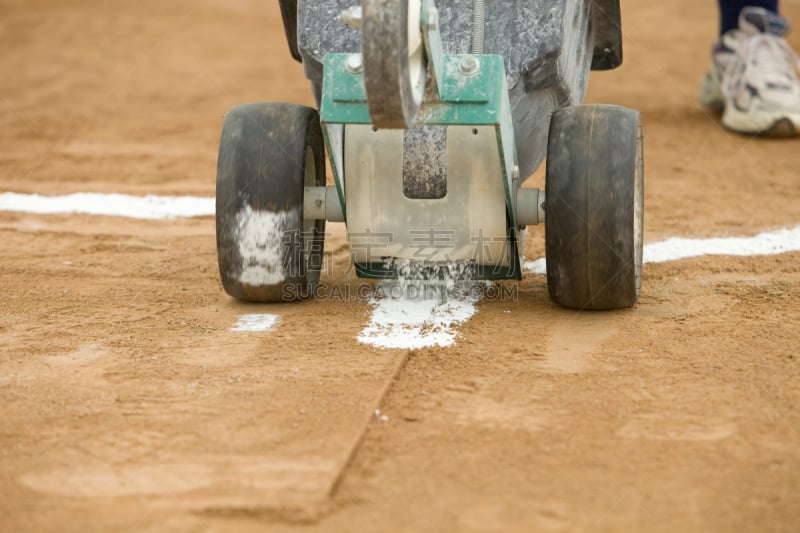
725,33,800,96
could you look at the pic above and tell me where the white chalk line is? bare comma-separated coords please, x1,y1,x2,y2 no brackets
0,192,214,219
4,192,799,349
366,225,800,349
357,283,480,350
523,225,800,274
3,193,798,265
230,314,279,332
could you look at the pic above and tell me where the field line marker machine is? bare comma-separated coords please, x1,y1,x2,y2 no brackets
216,0,644,310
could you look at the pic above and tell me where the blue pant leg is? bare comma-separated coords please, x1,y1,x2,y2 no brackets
719,0,779,34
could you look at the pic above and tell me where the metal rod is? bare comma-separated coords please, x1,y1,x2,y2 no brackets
471,0,485,54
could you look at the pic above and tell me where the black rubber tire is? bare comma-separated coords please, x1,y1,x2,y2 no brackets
216,103,325,302
362,0,425,128
545,104,644,310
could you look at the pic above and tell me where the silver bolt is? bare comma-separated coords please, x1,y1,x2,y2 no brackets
427,7,439,30
345,53,363,74
459,55,479,76
340,6,362,29
512,165,520,181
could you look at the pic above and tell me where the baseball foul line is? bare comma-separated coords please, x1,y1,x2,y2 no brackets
3,191,799,349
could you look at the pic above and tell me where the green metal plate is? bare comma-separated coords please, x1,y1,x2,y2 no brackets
321,53,507,126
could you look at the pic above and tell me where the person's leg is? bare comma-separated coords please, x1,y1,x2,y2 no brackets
700,1,800,136
719,0,778,34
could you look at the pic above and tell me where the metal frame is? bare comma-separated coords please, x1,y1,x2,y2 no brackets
319,0,528,280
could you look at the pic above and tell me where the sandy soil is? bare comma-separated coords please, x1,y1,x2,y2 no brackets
1,0,799,531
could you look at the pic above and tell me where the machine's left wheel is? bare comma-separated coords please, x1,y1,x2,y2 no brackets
545,104,643,310
216,103,326,302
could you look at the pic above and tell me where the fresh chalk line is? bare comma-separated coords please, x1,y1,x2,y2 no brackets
357,282,480,349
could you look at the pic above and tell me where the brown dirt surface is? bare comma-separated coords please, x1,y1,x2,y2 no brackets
1,1,799,531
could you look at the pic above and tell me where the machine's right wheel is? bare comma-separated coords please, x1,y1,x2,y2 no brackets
545,104,644,310
216,103,326,302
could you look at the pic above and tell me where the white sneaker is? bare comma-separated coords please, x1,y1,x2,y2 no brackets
699,7,800,136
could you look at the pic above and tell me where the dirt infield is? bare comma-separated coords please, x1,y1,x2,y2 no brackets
1,1,799,531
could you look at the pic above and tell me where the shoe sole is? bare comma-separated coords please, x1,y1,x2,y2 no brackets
759,117,797,137
723,106,800,137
